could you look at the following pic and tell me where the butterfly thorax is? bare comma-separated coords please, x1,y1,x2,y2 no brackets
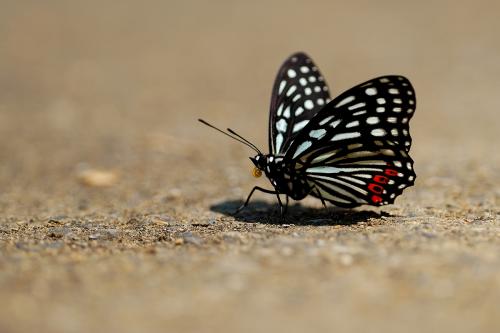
253,154,311,200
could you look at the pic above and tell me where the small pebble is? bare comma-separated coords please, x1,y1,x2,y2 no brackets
78,169,119,187
165,188,182,200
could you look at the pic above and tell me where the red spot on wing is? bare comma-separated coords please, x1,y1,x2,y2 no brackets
368,183,384,194
371,195,383,203
384,169,398,176
373,175,389,184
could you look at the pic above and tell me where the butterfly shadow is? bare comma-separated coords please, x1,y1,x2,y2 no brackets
210,200,389,226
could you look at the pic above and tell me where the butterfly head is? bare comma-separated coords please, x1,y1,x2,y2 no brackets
250,154,267,178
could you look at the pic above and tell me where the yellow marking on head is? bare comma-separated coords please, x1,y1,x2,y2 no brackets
252,167,262,178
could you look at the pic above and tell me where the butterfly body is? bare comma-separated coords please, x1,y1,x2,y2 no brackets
200,52,416,216
251,154,311,201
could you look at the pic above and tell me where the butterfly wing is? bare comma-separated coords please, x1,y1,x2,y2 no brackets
284,75,416,207
269,52,331,155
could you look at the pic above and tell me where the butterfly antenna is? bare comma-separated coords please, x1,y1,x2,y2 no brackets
226,128,262,154
198,119,261,154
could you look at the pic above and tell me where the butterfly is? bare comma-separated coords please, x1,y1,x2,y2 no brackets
199,52,416,216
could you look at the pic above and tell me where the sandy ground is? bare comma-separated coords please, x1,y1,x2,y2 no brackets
1,1,499,332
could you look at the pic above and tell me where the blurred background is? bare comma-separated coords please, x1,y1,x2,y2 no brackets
1,1,499,332
1,1,499,193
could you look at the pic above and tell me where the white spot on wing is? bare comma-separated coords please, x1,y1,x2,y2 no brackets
346,121,359,128
287,69,297,78
311,150,339,164
276,119,287,132
309,129,326,139
348,103,366,110
276,103,284,116
286,85,297,97
304,100,314,110
293,120,309,132
283,106,291,118
356,174,373,178
299,78,307,86
319,116,334,125
300,66,310,73
335,96,355,108
278,80,286,94
371,129,386,137
295,107,304,116
331,132,361,141
293,141,312,158
365,87,377,95
366,117,379,125
330,120,341,128
381,149,395,156
275,133,284,152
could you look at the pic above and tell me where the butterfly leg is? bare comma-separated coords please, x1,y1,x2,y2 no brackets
283,195,289,215
275,194,285,218
234,186,278,215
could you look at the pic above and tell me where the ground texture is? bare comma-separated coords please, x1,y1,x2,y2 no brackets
1,1,499,332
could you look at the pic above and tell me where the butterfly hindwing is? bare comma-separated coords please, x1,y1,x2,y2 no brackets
284,75,416,207
269,52,331,155
304,141,415,207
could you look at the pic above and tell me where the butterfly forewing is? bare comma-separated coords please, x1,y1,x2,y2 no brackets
269,52,331,155
285,75,416,207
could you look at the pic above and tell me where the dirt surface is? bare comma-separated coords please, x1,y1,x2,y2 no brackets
1,1,499,332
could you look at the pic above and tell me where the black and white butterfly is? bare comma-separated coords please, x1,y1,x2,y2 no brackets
199,52,416,216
